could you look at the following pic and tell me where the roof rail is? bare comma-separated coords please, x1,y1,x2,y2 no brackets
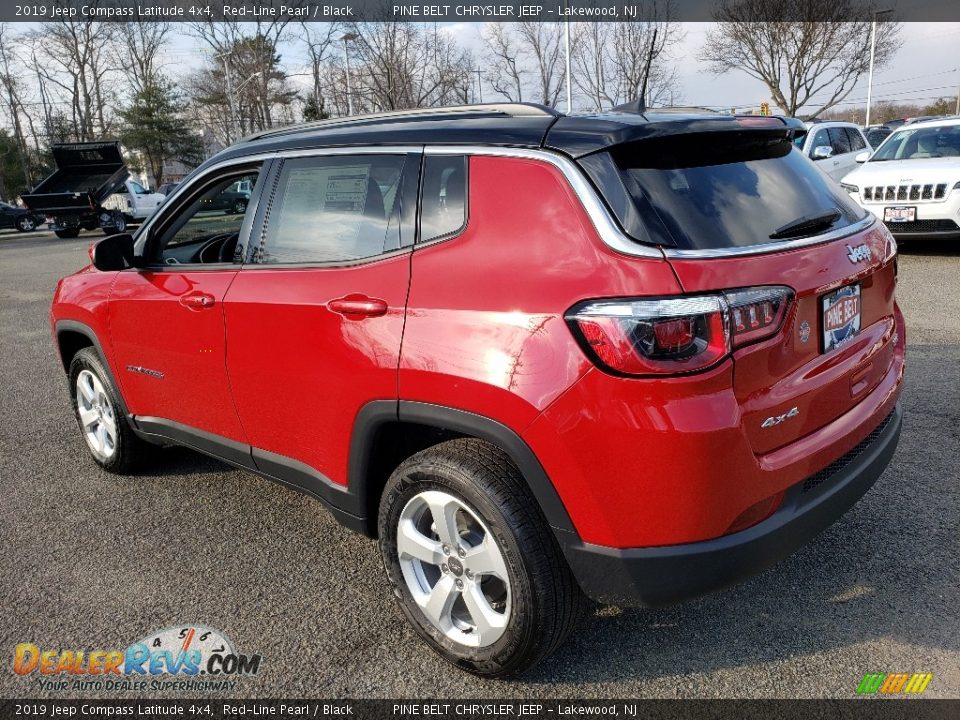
242,103,561,143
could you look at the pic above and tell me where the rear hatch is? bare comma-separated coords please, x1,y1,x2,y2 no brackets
576,124,898,454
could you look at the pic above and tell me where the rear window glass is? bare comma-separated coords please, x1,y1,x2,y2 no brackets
598,132,866,251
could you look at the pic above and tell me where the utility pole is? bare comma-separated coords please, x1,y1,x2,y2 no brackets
865,9,894,127
474,68,483,103
563,4,572,113
956,69,959,115
341,32,358,116
214,50,238,141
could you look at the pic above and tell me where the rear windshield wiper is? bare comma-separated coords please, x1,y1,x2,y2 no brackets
769,209,841,240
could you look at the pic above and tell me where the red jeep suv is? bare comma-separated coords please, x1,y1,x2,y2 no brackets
51,104,904,677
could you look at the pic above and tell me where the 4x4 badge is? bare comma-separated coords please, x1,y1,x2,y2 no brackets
847,243,872,264
761,407,800,428
799,320,811,344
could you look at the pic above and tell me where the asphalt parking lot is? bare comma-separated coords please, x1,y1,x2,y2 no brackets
0,228,957,699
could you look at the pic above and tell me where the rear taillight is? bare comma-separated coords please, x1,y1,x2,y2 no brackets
567,286,793,376
725,287,792,348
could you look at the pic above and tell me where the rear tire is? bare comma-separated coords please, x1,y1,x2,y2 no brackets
378,438,584,678
100,212,128,235
54,228,80,239
68,347,147,474
15,215,36,232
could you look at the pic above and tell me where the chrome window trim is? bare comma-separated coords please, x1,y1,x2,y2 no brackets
142,143,877,262
660,215,877,259
426,145,875,260
136,146,422,244
424,145,663,258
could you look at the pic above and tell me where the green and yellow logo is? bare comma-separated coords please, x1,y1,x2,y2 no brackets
856,673,933,695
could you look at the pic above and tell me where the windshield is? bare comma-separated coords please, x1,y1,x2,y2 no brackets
590,132,866,250
870,125,960,161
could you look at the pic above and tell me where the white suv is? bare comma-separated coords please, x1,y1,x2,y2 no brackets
796,121,872,182
840,118,960,239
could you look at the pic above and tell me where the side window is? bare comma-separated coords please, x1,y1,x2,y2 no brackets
829,128,852,155
846,128,867,151
258,154,405,265
154,166,261,265
419,155,467,242
809,129,830,157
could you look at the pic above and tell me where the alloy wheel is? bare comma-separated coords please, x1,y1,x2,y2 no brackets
397,490,511,648
75,369,118,459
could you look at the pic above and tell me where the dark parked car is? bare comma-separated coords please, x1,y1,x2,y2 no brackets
0,201,45,232
198,179,250,214
864,126,892,148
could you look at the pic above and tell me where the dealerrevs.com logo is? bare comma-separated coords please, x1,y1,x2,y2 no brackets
13,625,262,693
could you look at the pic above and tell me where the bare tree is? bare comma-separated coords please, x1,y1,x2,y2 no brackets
345,22,472,112
115,21,172,95
481,23,567,107
700,0,901,118
573,3,684,110
0,24,33,186
29,2,117,140
480,24,525,102
189,18,294,138
300,23,340,119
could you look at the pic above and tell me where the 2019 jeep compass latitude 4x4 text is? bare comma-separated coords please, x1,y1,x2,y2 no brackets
51,104,904,677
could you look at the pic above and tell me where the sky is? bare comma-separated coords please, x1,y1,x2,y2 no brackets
159,21,960,117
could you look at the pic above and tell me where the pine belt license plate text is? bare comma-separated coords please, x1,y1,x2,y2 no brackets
884,206,916,223
822,284,861,353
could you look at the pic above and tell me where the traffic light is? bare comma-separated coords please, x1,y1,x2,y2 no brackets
760,102,770,116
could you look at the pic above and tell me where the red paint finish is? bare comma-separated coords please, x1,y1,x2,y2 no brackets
223,255,410,486
399,155,681,427
51,149,905,558
109,269,246,441
668,223,898,456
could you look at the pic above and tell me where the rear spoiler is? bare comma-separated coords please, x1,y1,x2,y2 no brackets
545,114,806,158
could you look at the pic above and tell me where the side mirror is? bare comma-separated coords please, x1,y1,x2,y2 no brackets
855,151,870,163
90,233,136,271
812,145,834,160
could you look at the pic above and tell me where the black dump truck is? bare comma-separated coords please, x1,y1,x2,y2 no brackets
21,141,165,238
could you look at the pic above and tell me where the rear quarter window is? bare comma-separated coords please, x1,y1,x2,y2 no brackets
583,131,867,251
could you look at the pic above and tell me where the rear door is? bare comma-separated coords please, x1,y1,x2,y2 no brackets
223,150,419,491
590,129,899,454
828,127,858,180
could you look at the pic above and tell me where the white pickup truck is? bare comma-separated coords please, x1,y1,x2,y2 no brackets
21,141,166,238
99,179,166,233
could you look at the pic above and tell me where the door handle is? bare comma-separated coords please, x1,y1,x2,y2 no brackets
327,294,388,319
179,292,216,310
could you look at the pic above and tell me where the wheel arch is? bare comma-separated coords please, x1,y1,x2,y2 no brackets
54,319,130,417
349,401,576,538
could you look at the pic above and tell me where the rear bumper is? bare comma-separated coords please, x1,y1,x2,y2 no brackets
561,403,902,606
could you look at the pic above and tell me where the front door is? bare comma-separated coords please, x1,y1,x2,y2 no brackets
224,151,419,491
109,164,266,444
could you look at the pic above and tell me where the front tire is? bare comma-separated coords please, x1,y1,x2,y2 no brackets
378,439,584,677
68,347,147,473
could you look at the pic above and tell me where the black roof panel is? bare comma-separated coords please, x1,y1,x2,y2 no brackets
197,104,806,170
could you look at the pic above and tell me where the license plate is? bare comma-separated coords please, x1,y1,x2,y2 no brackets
822,284,861,353
884,206,916,223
